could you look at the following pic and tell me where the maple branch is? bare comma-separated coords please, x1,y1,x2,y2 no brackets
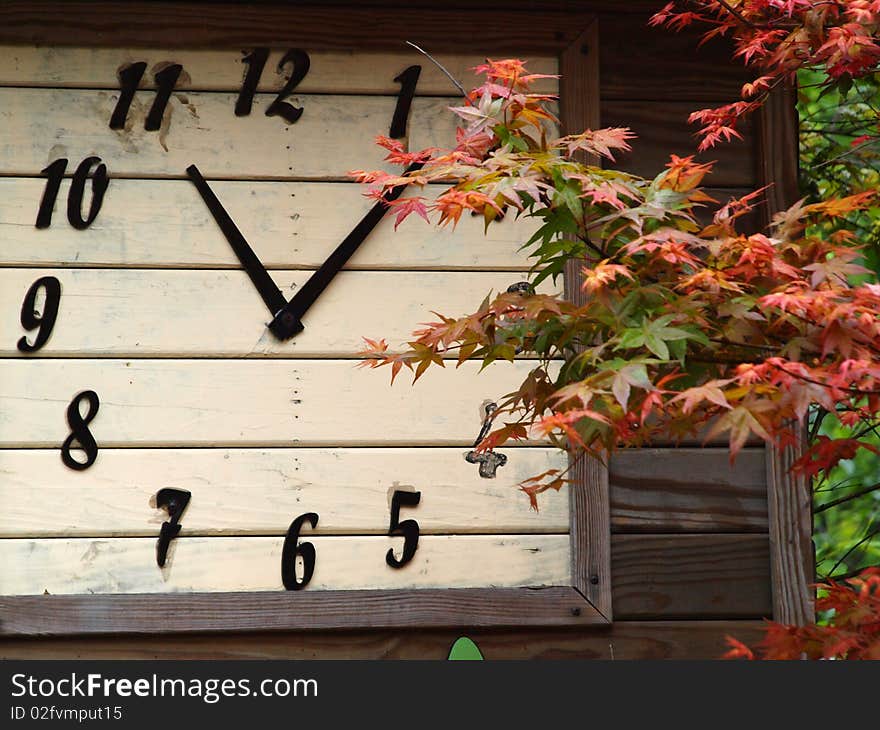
815,482,880,514
711,0,758,28
405,41,467,98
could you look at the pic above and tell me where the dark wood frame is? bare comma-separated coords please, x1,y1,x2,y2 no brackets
0,2,611,636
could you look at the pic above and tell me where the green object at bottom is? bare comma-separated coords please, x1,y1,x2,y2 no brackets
447,636,484,660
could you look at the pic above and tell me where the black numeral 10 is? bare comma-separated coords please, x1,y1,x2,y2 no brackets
235,48,311,123
36,157,109,230
109,62,184,131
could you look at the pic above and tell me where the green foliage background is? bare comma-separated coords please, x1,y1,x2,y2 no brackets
799,69,880,579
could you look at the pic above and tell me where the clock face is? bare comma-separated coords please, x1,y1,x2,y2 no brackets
0,43,572,612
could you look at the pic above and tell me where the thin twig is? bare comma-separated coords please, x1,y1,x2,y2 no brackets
405,41,468,98
815,482,880,514
713,0,758,28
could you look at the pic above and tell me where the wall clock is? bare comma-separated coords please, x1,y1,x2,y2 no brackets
0,6,610,635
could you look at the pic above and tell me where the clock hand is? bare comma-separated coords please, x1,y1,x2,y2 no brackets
185,164,288,318
269,161,424,340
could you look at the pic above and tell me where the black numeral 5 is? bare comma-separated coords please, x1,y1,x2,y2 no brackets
236,48,311,124
386,490,421,568
17,276,61,353
281,512,319,590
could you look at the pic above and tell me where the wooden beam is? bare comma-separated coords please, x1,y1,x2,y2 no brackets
560,19,611,621
756,85,815,626
0,586,603,636
0,620,766,660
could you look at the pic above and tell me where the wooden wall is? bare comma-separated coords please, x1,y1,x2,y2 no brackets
0,0,800,659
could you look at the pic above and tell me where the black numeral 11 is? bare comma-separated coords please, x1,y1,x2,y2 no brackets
109,62,183,131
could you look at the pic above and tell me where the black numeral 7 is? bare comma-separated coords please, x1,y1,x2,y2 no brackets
109,62,184,131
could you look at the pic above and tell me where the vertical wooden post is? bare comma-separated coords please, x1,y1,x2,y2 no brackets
560,20,612,621
757,85,815,625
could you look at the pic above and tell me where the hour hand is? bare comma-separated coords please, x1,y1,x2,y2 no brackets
185,164,303,340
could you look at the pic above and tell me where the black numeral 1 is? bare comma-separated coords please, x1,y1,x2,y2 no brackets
36,157,109,230
17,276,61,353
386,490,421,568
156,488,192,567
390,65,421,139
109,61,183,131
235,48,310,124
281,512,319,590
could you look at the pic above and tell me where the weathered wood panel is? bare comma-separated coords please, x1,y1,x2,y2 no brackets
601,101,755,187
0,534,570,595
612,534,772,619
0,359,545,447
0,621,767,659
609,448,768,533
0,448,569,537
0,46,557,95
0,269,555,357
599,17,747,101
0,89,460,179
0,179,540,270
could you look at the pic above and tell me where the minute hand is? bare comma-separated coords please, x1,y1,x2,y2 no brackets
268,162,424,340
186,164,287,317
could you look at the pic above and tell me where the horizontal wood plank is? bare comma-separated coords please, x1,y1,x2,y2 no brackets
0,46,557,95
610,448,768,533
0,534,570,595
0,448,569,536
612,534,772,619
0,3,595,54
0,269,556,357
601,101,756,188
0,89,460,179
0,620,767,659
0,178,541,270
0,585,602,635
0,359,549,447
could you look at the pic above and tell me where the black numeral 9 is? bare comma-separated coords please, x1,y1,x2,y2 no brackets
386,490,421,568
236,48,311,124
36,157,109,230
281,512,319,590
17,276,61,353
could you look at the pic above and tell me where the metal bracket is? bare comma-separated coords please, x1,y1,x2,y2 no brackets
465,402,508,478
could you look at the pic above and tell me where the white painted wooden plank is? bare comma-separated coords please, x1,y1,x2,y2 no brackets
0,269,552,357
0,448,568,537
0,535,570,594
0,359,550,447
0,178,540,270
0,89,461,178
0,46,557,95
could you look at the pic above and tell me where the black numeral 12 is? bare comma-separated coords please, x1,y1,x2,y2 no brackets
109,62,183,131
36,157,109,230
236,48,311,123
